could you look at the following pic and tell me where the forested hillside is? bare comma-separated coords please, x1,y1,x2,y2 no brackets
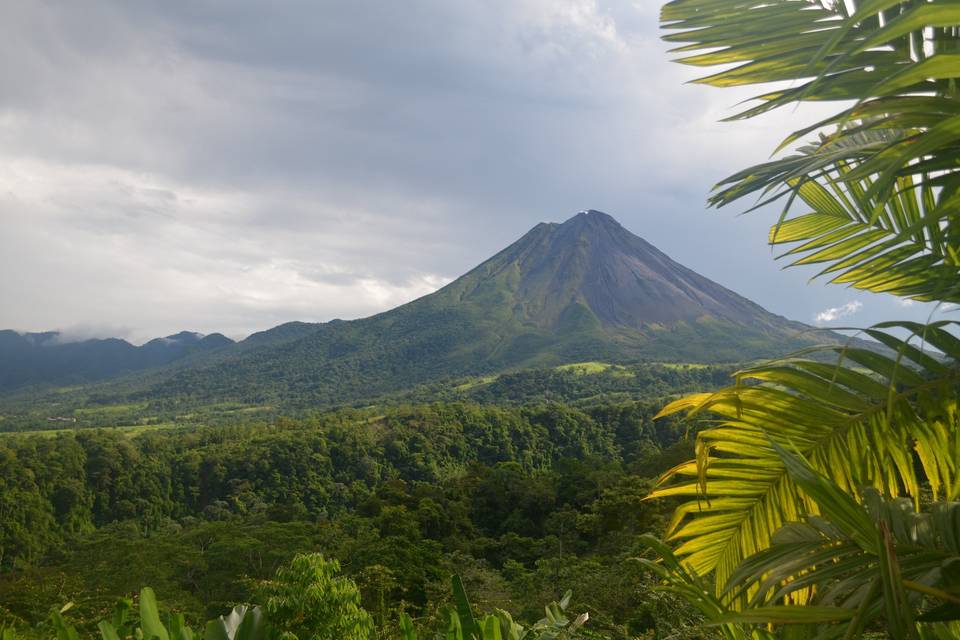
0,360,734,433
0,402,696,638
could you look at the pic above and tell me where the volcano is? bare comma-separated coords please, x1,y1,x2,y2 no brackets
438,209,795,331
128,210,826,404
1,211,832,399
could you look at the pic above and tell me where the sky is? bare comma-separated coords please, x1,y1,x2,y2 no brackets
1,0,954,343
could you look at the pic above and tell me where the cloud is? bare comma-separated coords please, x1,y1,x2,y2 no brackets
0,0,936,339
48,324,137,345
0,157,455,342
815,301,863,325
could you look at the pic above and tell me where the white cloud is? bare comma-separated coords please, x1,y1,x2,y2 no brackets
0,156,454,342
0,0,930,340
815,301,863,325
47,324,137,345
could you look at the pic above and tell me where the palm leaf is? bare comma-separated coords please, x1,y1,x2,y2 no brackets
661,0,960,301
723,484,960,637
761,151,960,304
649,322,960,595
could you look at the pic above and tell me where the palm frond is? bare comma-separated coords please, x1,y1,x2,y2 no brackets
722,456,960,638
661,0,960,302
759,143,960,304
649,322,960,595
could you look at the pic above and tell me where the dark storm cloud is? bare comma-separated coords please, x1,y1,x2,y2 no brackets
0,0,950,341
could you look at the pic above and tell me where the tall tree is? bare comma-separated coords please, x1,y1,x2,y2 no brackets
256,553,374,640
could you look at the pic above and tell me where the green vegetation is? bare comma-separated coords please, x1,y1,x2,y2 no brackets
0,362,733,434
0,423,182,440
645,0,960,636
257,554,373,640
0,401,700,638
4,2,960,639
438,362,733,407
553,363,626,376
6,566,589,640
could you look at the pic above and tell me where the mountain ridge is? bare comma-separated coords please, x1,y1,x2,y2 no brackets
1,210,839,402
0,330,236,390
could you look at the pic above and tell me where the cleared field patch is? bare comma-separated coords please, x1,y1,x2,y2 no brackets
652,362,715,370
75,402,150,416
453,375,498,391
554,361,633,377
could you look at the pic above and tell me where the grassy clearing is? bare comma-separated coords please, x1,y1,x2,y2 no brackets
233,405,274,414
554,362,634,377
453,375,499,391
453,360,713,393
75,402,150,416
651,362,714,370
52,385,85,394
555,361,613,374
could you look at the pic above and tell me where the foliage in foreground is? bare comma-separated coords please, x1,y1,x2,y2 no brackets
641,446,960,638
6,555,589,640
398,575,588,640
256,554,373,640
651,0,960,636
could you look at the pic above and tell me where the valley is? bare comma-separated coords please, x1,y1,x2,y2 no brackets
0,213,870,639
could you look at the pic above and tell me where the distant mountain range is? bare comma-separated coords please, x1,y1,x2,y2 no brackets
1,211,842,401
0,330,234,390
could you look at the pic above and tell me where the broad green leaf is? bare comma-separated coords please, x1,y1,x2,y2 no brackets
452,575,480,640
711,605,856,624
138,588,170,640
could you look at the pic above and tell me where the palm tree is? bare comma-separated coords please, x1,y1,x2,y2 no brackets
646,0,960,636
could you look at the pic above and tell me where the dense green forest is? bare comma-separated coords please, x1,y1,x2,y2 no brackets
0,362,733,433
0,402,696,639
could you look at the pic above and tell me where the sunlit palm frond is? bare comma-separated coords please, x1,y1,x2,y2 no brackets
722,446,960,639
648,322,960,597
644,448,960,639
655,2,960,631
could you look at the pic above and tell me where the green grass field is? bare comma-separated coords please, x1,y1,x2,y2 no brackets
554,361,634,377
453,375,499,391
74,402,150,416
652,362,714,370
